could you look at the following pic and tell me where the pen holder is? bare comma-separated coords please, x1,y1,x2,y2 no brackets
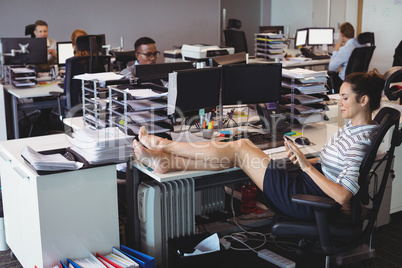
202,129,215,139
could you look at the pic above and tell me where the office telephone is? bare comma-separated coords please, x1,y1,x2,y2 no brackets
256,103,291,133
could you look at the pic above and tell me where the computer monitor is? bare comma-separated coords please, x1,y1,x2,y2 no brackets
294,28,308,47
173,67,221,114
1,37,47,65
221,63,282,106
134,61,195,82
259,25,284,34
307,27,334,46
56,41,74,66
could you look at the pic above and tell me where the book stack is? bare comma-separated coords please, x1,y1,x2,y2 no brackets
280,68,328,125
254,33,286,60
62,246,154,268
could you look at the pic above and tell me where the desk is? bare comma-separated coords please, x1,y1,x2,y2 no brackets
125,122,338,254
3,83,63,139
0,134,120,267
249,58,330,69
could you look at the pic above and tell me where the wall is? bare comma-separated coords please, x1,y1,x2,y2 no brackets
0,0,221,61
221,0,261,54
362,0,402,74
270,0,313,39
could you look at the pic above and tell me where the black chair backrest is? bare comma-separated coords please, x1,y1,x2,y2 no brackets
349,107,400,224
25,24,35,38
227,19,242,30
224,30,248,53
393,40,402,67
357,32,375,46
109,50,136,71
345,46,375,76
64,55,111,110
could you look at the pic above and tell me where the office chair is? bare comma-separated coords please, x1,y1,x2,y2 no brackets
49,55,111,119
109,49,136,72
392,40,402,67
328,32,376,94
25,24,35,38
270,106,401,267
224,18,248,53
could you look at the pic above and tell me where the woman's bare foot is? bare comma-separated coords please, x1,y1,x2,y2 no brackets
138,126,166,150
133,140,169,174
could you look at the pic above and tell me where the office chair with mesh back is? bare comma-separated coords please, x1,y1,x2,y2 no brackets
224,19,248,53
109,49,136,72
25,24,35,38
271,106,401,267
329,32,376,93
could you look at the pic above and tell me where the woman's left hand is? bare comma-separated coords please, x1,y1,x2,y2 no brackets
286,140,311,171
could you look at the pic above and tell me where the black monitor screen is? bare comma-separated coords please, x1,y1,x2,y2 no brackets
307,27,334,46
1,37,47,65
56,41,74,66
221,63,282,105
135,61,195,82
174,67,221,114
75,34,106,54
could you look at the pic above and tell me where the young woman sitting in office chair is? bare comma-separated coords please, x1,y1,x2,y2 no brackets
133,69,384,220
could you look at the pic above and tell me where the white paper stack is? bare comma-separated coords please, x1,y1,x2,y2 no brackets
68,127,133,165
21,146,84,171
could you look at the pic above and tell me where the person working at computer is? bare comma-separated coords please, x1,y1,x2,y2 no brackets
33,20,57,65
328,22,363,93
133,69,384,220
121,37,161,82
134,37,160,65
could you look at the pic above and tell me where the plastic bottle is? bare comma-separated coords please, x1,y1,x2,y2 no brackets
240,181,257,214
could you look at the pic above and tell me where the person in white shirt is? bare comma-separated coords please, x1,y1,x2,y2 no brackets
329,22,364,93
33,20,57,66
132,69,385,220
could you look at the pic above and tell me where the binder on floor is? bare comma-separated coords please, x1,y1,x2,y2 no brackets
120,245,155,268
59,261,68,268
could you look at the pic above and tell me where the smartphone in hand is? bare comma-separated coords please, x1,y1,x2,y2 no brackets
283,136,293,150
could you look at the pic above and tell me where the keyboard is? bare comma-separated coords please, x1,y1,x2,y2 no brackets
222,132,285,150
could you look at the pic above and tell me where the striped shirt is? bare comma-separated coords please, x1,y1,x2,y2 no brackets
318,121,378,195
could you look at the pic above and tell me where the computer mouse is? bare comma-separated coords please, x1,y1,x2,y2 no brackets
295,137,310,146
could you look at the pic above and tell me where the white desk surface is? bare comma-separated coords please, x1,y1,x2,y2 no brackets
132,122,340,183
5,83,63,99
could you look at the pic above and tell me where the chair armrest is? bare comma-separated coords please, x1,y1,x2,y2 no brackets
292,194,338,210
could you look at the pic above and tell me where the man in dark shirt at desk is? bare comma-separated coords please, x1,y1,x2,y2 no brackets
134,37,160,65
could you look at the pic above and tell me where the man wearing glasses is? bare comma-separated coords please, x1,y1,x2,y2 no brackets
134,37,160,65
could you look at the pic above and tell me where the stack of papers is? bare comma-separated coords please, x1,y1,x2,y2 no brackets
21,146,84,171
282,81,327,94
68,127,133,165
282,68,327,79
127,89,168,99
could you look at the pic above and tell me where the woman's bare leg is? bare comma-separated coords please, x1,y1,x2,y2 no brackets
135,130,272,190
133,140,232,173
